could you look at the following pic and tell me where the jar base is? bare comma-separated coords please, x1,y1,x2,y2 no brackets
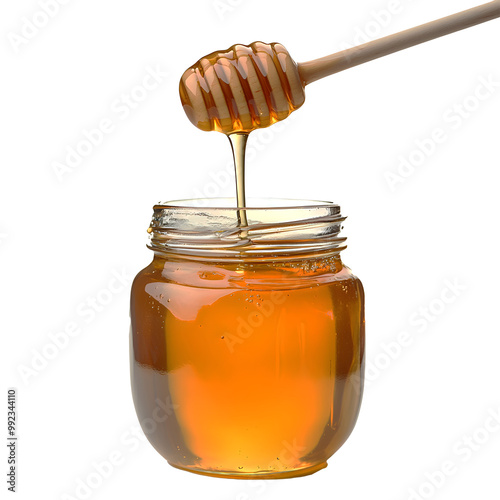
167,461,328,480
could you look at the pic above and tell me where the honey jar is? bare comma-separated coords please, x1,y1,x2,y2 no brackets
130,198,365,478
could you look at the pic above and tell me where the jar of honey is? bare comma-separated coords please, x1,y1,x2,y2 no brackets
130,198,365,479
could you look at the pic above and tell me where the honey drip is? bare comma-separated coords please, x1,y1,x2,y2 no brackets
228,133,249,228
180,41,307,228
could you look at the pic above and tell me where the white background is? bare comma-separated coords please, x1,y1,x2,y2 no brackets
2,0,500,499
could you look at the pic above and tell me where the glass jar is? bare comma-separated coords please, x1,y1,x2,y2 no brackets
130,198,365,479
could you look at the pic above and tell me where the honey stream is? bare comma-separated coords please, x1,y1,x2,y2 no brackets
228,133,249,228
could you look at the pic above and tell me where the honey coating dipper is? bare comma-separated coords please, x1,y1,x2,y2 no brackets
180,1,500,134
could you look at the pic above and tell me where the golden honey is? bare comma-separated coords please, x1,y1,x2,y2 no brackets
130,200,365,478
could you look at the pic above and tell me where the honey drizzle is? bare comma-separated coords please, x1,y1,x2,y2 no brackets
228,132,249,229
180,43,307,231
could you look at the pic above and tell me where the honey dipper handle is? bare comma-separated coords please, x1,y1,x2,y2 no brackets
298,0,500,85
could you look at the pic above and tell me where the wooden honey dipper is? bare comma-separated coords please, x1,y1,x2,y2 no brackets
179,1,500,134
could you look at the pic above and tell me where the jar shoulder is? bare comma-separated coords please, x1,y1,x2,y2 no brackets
132,257,363,292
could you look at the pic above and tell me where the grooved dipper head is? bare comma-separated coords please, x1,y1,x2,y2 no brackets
179,42,306,134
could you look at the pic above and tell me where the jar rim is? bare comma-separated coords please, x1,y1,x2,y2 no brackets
154,197,339,211
148,198,346,261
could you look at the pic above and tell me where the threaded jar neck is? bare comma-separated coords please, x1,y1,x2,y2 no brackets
147,198,347,262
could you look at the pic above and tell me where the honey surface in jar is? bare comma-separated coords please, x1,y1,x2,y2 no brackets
130,253,364,478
